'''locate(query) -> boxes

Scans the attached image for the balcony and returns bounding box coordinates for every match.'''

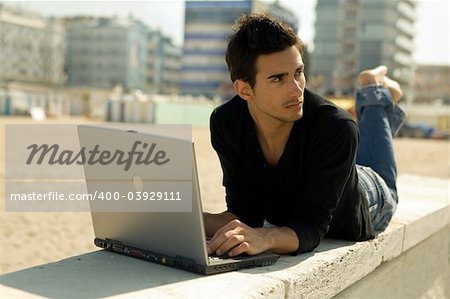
[397,1,416,23]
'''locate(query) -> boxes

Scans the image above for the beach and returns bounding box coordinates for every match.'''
[1,116,448,274]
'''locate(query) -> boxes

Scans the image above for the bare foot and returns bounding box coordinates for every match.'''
[357,65,403,102]
[358,65,387,86]
[383,76,403,102]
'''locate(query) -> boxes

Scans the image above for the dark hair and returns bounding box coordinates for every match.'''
[225,13,304,88]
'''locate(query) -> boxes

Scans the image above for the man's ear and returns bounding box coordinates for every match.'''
[233,80,254,101]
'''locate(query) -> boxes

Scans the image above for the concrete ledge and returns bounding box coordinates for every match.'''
[1,175,449,299]
[1,252,286,299]
[335,225,449,299]
[394,176,449,252]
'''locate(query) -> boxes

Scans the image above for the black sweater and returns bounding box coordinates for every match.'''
[210,89,375,254]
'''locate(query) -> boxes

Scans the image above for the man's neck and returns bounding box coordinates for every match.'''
[249,108,294,167]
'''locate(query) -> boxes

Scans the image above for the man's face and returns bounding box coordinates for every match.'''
[247,46,306,124]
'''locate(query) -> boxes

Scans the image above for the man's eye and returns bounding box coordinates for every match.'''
[295,70,304,76]
[272,77,282,82]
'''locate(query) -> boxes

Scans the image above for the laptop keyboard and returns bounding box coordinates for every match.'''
[208,253,229,260]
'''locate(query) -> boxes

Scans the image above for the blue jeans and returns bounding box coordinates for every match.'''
[355,86,406,231]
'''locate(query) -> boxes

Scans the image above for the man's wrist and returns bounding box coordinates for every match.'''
[256,226,298,254]
[256,227,275,252]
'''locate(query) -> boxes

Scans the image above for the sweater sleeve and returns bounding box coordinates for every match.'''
[285,118,359,254]
[209,109,265,227]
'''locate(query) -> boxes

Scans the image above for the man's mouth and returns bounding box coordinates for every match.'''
[285,101,303,109]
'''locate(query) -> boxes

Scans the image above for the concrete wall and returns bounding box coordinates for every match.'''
[0,175,448,298]
[336,225,449,299]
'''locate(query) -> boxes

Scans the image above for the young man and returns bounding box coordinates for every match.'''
[204,14,405,256]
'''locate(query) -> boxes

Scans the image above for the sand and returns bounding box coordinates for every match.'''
[0,116,448,274]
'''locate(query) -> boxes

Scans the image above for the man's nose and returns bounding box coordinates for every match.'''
[289,78,304,97]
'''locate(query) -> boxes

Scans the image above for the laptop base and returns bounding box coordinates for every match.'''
[95,238,279,275]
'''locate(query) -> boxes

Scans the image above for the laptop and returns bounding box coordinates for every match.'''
[78,125,279,275]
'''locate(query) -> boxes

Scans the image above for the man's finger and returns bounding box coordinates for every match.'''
[208,219,242,249]
[216,233,245,256]
[228,241,250,257]
[208,220,245,254]
[207,231,228,254]
[213,219,242,239]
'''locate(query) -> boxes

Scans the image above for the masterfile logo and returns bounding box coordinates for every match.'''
[26,141,171,171]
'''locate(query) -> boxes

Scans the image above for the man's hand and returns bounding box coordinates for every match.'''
[208,219,299,256]
[207,219,271,257]
[203,211,238,238]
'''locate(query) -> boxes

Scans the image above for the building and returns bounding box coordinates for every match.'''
[267,0,298,33]
[0,4,65,87]
[65,16,148,91]
[0,4,69,117]
[413,64,450,105]
[181,0,299,99]
[147,31,182,94]
[310,0,416,101]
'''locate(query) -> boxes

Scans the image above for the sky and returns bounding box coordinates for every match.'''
[3,0,449,65]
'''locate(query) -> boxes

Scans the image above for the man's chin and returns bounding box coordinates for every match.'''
[292,110,303,121]
[281,113,303,123]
